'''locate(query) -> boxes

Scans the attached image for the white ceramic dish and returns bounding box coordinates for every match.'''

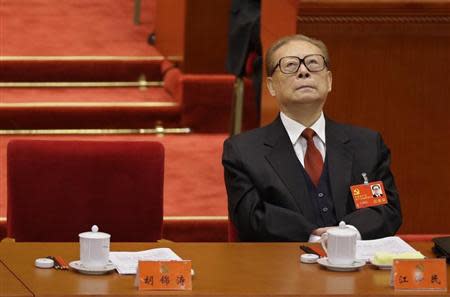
[69,260,115,275]
[317,257,366,272]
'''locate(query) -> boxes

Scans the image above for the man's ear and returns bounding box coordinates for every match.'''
[327,71,332,92]
[266,77,276,96]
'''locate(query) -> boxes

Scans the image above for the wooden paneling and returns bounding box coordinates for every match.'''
[155,0,185,61]
[260,0,299,123]
[261,0,450,234]
[155,0,230,73]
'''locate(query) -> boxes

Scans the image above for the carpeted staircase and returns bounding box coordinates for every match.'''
[0,0,175,129]
[0,0,255,241]
[0,0,257,130]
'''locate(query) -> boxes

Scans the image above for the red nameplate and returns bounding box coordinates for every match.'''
[137,260,192,290]
[393,259,447,291]
[351,181,388,209]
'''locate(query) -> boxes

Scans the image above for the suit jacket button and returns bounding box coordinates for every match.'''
[322,207,328,212]
[318,192,324,198]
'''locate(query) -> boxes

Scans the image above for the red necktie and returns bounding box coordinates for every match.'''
[302,128,323,186]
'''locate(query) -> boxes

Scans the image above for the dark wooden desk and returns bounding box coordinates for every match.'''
[0,260,32,297]
[0,242,448,296]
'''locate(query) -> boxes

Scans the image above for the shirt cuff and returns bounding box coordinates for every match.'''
[308,234,322,242]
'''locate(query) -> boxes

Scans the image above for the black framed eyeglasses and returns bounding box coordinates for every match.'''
[269,55,328,76]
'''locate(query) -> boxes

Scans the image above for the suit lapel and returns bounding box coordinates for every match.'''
[263,117,316,222]
[325,119,353,220]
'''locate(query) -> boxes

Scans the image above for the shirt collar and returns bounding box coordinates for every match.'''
[280,112,326,145]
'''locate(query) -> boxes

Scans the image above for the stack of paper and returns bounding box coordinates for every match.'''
[109,248,182,274]
[356,236,417,261]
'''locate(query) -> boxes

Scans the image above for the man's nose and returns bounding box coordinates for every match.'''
[297,63,310,78]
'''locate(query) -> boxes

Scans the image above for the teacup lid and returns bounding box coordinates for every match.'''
[327,221,356,236]
[79,225,111,239]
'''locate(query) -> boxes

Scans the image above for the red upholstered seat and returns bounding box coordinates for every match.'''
[228,219,239,242]
[7,140,164,242]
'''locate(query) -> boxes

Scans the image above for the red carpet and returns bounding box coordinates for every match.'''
[0,134,229,219]
[0,59,163,82]
[0,87,173,103]
[0,0,258,131]
[0,0,158,56]
[0,0,234,241]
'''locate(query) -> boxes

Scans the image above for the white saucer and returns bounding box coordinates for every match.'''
[69,260,116,275]
[317,258,366,272]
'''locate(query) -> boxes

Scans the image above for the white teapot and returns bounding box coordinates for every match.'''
[321,221,357,265]
[79,225,110,268]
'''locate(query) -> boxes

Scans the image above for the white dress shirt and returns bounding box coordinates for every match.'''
[279,112,361,242]
[280,111,326,166]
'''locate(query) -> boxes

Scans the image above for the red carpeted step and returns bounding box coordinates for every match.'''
[0,58,164,82]
[0,87,176,103]
[1,0,164,83]
[0,0,157,56]
[0,87,181,129]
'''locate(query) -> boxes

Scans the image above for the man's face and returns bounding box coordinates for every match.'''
[372,186,382,195]
[266,40,332,111]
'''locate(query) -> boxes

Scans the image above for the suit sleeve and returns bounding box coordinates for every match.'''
[342,133,402,239]
[222,139,317,242]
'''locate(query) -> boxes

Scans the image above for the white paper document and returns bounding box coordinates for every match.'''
[356,236,417,261]
[109,248,182,274]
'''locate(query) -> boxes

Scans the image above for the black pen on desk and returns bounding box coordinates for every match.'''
[300,245,320,256]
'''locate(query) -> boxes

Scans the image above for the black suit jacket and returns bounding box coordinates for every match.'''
[222,116,402,241]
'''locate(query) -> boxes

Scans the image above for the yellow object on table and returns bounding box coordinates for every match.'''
[372,251,425,265]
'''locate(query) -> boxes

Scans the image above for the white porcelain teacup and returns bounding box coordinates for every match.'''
[321,221,357,266]
[79,225,111,268]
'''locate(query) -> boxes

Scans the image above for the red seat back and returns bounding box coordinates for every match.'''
[228,219,239,242]
[7,140,164,242]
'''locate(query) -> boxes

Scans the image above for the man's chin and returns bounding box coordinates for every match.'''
[292,96,324,104]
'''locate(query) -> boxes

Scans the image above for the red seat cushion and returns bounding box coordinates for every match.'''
[7,140,164,242]
[228,220,239,242]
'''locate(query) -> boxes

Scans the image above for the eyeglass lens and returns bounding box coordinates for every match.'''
[280,55,325,73]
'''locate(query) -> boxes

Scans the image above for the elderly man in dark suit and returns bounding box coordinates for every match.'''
[222,34,402,242]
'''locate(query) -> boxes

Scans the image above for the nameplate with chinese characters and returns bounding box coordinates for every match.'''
[350,181,388,209]
[393,258,447,291]
[137,260,192,290]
